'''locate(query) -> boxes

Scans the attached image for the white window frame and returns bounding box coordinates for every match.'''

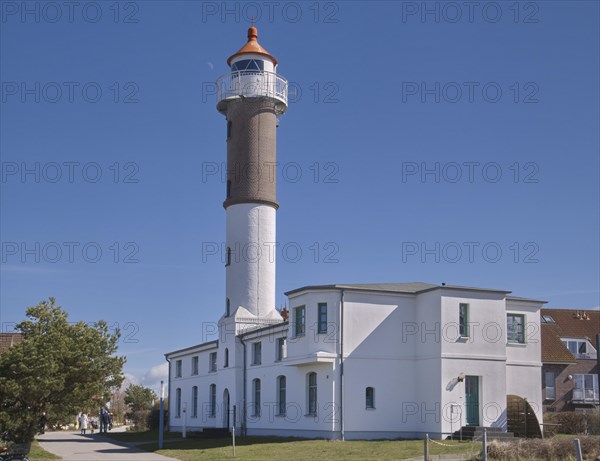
[252,342,262,366]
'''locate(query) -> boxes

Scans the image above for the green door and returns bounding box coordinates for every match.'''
[465,376,480,426]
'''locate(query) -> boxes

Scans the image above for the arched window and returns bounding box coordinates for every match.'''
[209,384,216,417]
[277,376,286,416]
[307,372,317,416]
[175,388,181,418]
[366,387,375,409]
[224,348,229,368]
[253,378,261,417]
[191,386,198,417]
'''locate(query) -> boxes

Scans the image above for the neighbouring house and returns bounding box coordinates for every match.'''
[541,308,599,413]
[0,333,23,354]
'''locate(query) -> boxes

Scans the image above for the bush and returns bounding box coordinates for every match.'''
[128,410,151,432]
[544,412,600,435]
[487,436,600,460]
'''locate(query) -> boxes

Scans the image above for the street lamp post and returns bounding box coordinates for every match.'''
[159,380,165,449]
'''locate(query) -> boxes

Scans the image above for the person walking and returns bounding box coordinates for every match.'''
[79,413,89,435]
[39,412,47,434]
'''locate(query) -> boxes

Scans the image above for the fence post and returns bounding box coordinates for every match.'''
[482,428,487,461]
[424,433,429,461]
[573,438,583,461]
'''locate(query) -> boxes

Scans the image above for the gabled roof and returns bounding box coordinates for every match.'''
[0,333,23,354]
[541,308,600,363]
[285,282,513,297]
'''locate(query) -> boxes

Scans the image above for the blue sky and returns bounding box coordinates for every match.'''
[1,1,598,388]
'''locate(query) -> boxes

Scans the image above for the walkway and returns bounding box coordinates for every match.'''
[37,429,179,461]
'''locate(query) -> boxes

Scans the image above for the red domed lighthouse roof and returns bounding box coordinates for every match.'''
[227,25,278,66]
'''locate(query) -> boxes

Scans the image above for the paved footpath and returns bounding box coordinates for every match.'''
[37,429,180,461]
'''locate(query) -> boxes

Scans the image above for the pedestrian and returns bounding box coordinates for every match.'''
[79,413,89,435]
[39,412,47,434]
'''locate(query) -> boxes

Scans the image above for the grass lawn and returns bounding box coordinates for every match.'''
[28,440,61,461]
[122,435,479,461]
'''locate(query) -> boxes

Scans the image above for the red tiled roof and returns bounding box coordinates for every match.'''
[0,333,23,354]
[541,308,600,363]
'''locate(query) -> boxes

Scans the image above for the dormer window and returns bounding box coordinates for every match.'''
[561,338,597,359]
[232,59,264,72]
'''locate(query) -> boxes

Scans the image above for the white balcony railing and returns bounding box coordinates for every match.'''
[216,70,288,109]
[572,388,600,403]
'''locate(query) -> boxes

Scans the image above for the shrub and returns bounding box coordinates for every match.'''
[544,412,600,435]
[487,436,600,461]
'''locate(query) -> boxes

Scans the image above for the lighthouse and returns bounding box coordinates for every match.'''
[216,26,288,328]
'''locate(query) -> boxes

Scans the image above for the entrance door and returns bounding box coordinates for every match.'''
[223,389,230,429]
[465,376,480,426]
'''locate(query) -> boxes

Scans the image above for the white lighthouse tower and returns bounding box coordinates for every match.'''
[216,26,288,332]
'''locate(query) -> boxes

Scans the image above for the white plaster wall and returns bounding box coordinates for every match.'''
[441,358,508,435]
[286,291,340,359]
[226,203,277,319]
[440,291,507,359]
[168,347,220,431]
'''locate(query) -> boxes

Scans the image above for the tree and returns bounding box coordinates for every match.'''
[0,298,125,443]
[124,384,157,431]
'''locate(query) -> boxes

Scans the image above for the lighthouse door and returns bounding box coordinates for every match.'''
[465,376,480,426]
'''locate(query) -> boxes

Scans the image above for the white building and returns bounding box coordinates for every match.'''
[165,27,544,440]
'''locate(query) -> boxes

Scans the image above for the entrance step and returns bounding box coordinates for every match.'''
[449,426,514,441]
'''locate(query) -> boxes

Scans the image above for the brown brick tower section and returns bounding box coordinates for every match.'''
[223,98,279,209]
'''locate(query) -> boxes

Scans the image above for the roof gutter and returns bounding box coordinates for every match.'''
[239,335,248,436]
[339,288,345,441]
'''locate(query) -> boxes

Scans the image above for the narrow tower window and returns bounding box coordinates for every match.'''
[226,180,231,199]
[277,376,286,416]
[253,379,261,417]
[226,297,230,316]
[226,247,231,266]
[307,372,317,416]
[227,120,232,139]
[224,348,229,368]
[366,387,375,409]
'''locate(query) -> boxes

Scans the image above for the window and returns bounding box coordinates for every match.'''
[227,120,232,139]
[175,388,181,418]
[294,306,306,337]
[252,342,262,365]
[226,247,231,266]
[545,371,555,400]
[562,339,596,359]
[318,303,328,334]
[191,356,199,375]
[209,352,217,372]
[366,387,375,409]
[277,376,286,416]
[541,315,555,323]
[459,303,469,337]
[276,337,287,361]
[191,386,198,417]
[307,372,317,416]
[226,181,231,199]
[573,374,599,403]
[224,348,229,368]
[175,360,182,378]
[209,384,216,417]
[231,59,265,72]
[507,314,525,344]
[226,298,230,317]
[253,379,261,417]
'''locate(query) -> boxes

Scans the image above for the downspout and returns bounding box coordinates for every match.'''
[165,356,171,431]
[339,289,345,441]
[239,335,248,436]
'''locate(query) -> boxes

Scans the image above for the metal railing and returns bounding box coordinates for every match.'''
[216,70,288,106]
